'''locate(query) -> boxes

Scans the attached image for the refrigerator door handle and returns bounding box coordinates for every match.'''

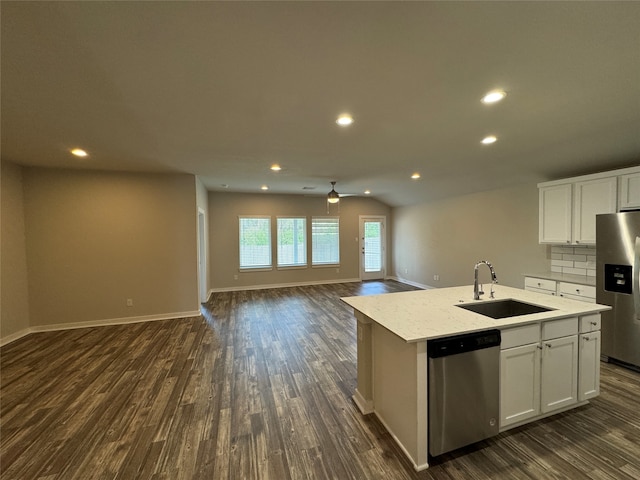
[634,237,640,320]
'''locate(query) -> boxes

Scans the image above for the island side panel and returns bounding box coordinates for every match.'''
[354,311,374,414]
[372,322,428,470]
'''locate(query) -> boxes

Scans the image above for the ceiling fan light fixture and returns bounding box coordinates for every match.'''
[327,181,340,203]
[336,113,353,126]
[70,148,88,157]
[481,90,507,104]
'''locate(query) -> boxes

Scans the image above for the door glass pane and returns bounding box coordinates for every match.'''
[364,221,382,272]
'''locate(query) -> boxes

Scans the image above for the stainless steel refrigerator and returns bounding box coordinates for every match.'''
[596,211,640,370]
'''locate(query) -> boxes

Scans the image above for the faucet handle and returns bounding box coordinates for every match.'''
[478,284,484,297]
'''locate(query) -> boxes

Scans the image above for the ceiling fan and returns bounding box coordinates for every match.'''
[326,181,359,203]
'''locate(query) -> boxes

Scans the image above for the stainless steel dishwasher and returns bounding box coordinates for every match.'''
[428,329,501,456]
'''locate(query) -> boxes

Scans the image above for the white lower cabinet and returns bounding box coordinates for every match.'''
[500,315,599,430]
[540,335,578,413]
[524,277,557,296]
[578,315,601,401]
[500,343,541,427]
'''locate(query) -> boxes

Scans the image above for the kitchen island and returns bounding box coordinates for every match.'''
[341,284,611,471]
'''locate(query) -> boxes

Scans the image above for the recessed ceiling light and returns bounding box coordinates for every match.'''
[364,190,371,195]
[261,185,269,191]
[481,90,507,104]
[411,173,421,179]
[70,148,88,157]
[336,113,354,126]
[481,135,498,145]
[270,164,282,171]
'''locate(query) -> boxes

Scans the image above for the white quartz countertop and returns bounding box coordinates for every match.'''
[341,285,610,343]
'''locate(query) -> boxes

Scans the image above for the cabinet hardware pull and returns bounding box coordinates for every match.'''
[545,343,552,348]
[584,336,590,341]
[590,321,597,326]
[537,345,543,350]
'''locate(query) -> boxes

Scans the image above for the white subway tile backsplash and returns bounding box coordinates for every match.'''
[564,267,587,275]
[552,260,575,268]
[551,246,575,254]
[563,254,587,262]
[547,245,597,276]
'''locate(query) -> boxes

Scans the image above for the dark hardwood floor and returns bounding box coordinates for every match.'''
[1,280,639,479]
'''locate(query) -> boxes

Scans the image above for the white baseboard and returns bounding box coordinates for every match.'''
[387,275,434,290]
[374,409,429,471]
[352,390,374,415]
[208,277,362,294]
[0,310,202,347]
[0,327,32,347]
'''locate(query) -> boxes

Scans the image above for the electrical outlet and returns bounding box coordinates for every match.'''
[234,274,238,280]
[404,268,408,274]
[433,274,440,281]
[126,298,133,307]
[336,268,340,273]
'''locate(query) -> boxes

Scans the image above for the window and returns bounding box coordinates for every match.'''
[277,217,307,267]
[312,217,339,265]
[239,216,271,269]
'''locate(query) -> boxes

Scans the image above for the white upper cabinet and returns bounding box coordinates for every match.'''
[619,172,640,210]
[572,177,617,244]
[539,184,572,244]
[538,166,639,245]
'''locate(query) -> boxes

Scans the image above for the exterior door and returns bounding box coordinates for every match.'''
[359,216,385,280]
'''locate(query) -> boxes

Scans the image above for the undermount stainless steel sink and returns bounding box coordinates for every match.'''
[456,299,554,319]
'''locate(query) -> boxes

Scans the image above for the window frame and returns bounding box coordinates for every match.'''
[311,216,340,267]
[238,215,272,271]
[276,216,308,269]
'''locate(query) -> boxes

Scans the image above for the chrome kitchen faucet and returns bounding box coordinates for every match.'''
[474,261,498,300]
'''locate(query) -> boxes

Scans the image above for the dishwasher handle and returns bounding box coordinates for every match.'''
[428,329,501,358]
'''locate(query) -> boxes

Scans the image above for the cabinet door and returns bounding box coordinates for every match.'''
[578,331,601,401]
[541,335,578,413]
[573,177,617,244]
[619,172,640,210]
[524,277,557,296]
[500,343,541,428]
[539,184,572,244]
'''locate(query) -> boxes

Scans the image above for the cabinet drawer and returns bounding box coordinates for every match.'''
[525,277,557,293]
[501,323,541,349]
[542,317,578,340]
[558,282,596,301]
[580,314,601,333]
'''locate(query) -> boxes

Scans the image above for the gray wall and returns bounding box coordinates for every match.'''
[1,161,31,341]
[22,168,200,328]
[208,192,391,290]
[392,183,548,290]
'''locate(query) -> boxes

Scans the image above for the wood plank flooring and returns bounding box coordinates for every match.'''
[1,280,639,479]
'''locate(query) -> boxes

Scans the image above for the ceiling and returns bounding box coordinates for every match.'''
[2,1,639,207]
